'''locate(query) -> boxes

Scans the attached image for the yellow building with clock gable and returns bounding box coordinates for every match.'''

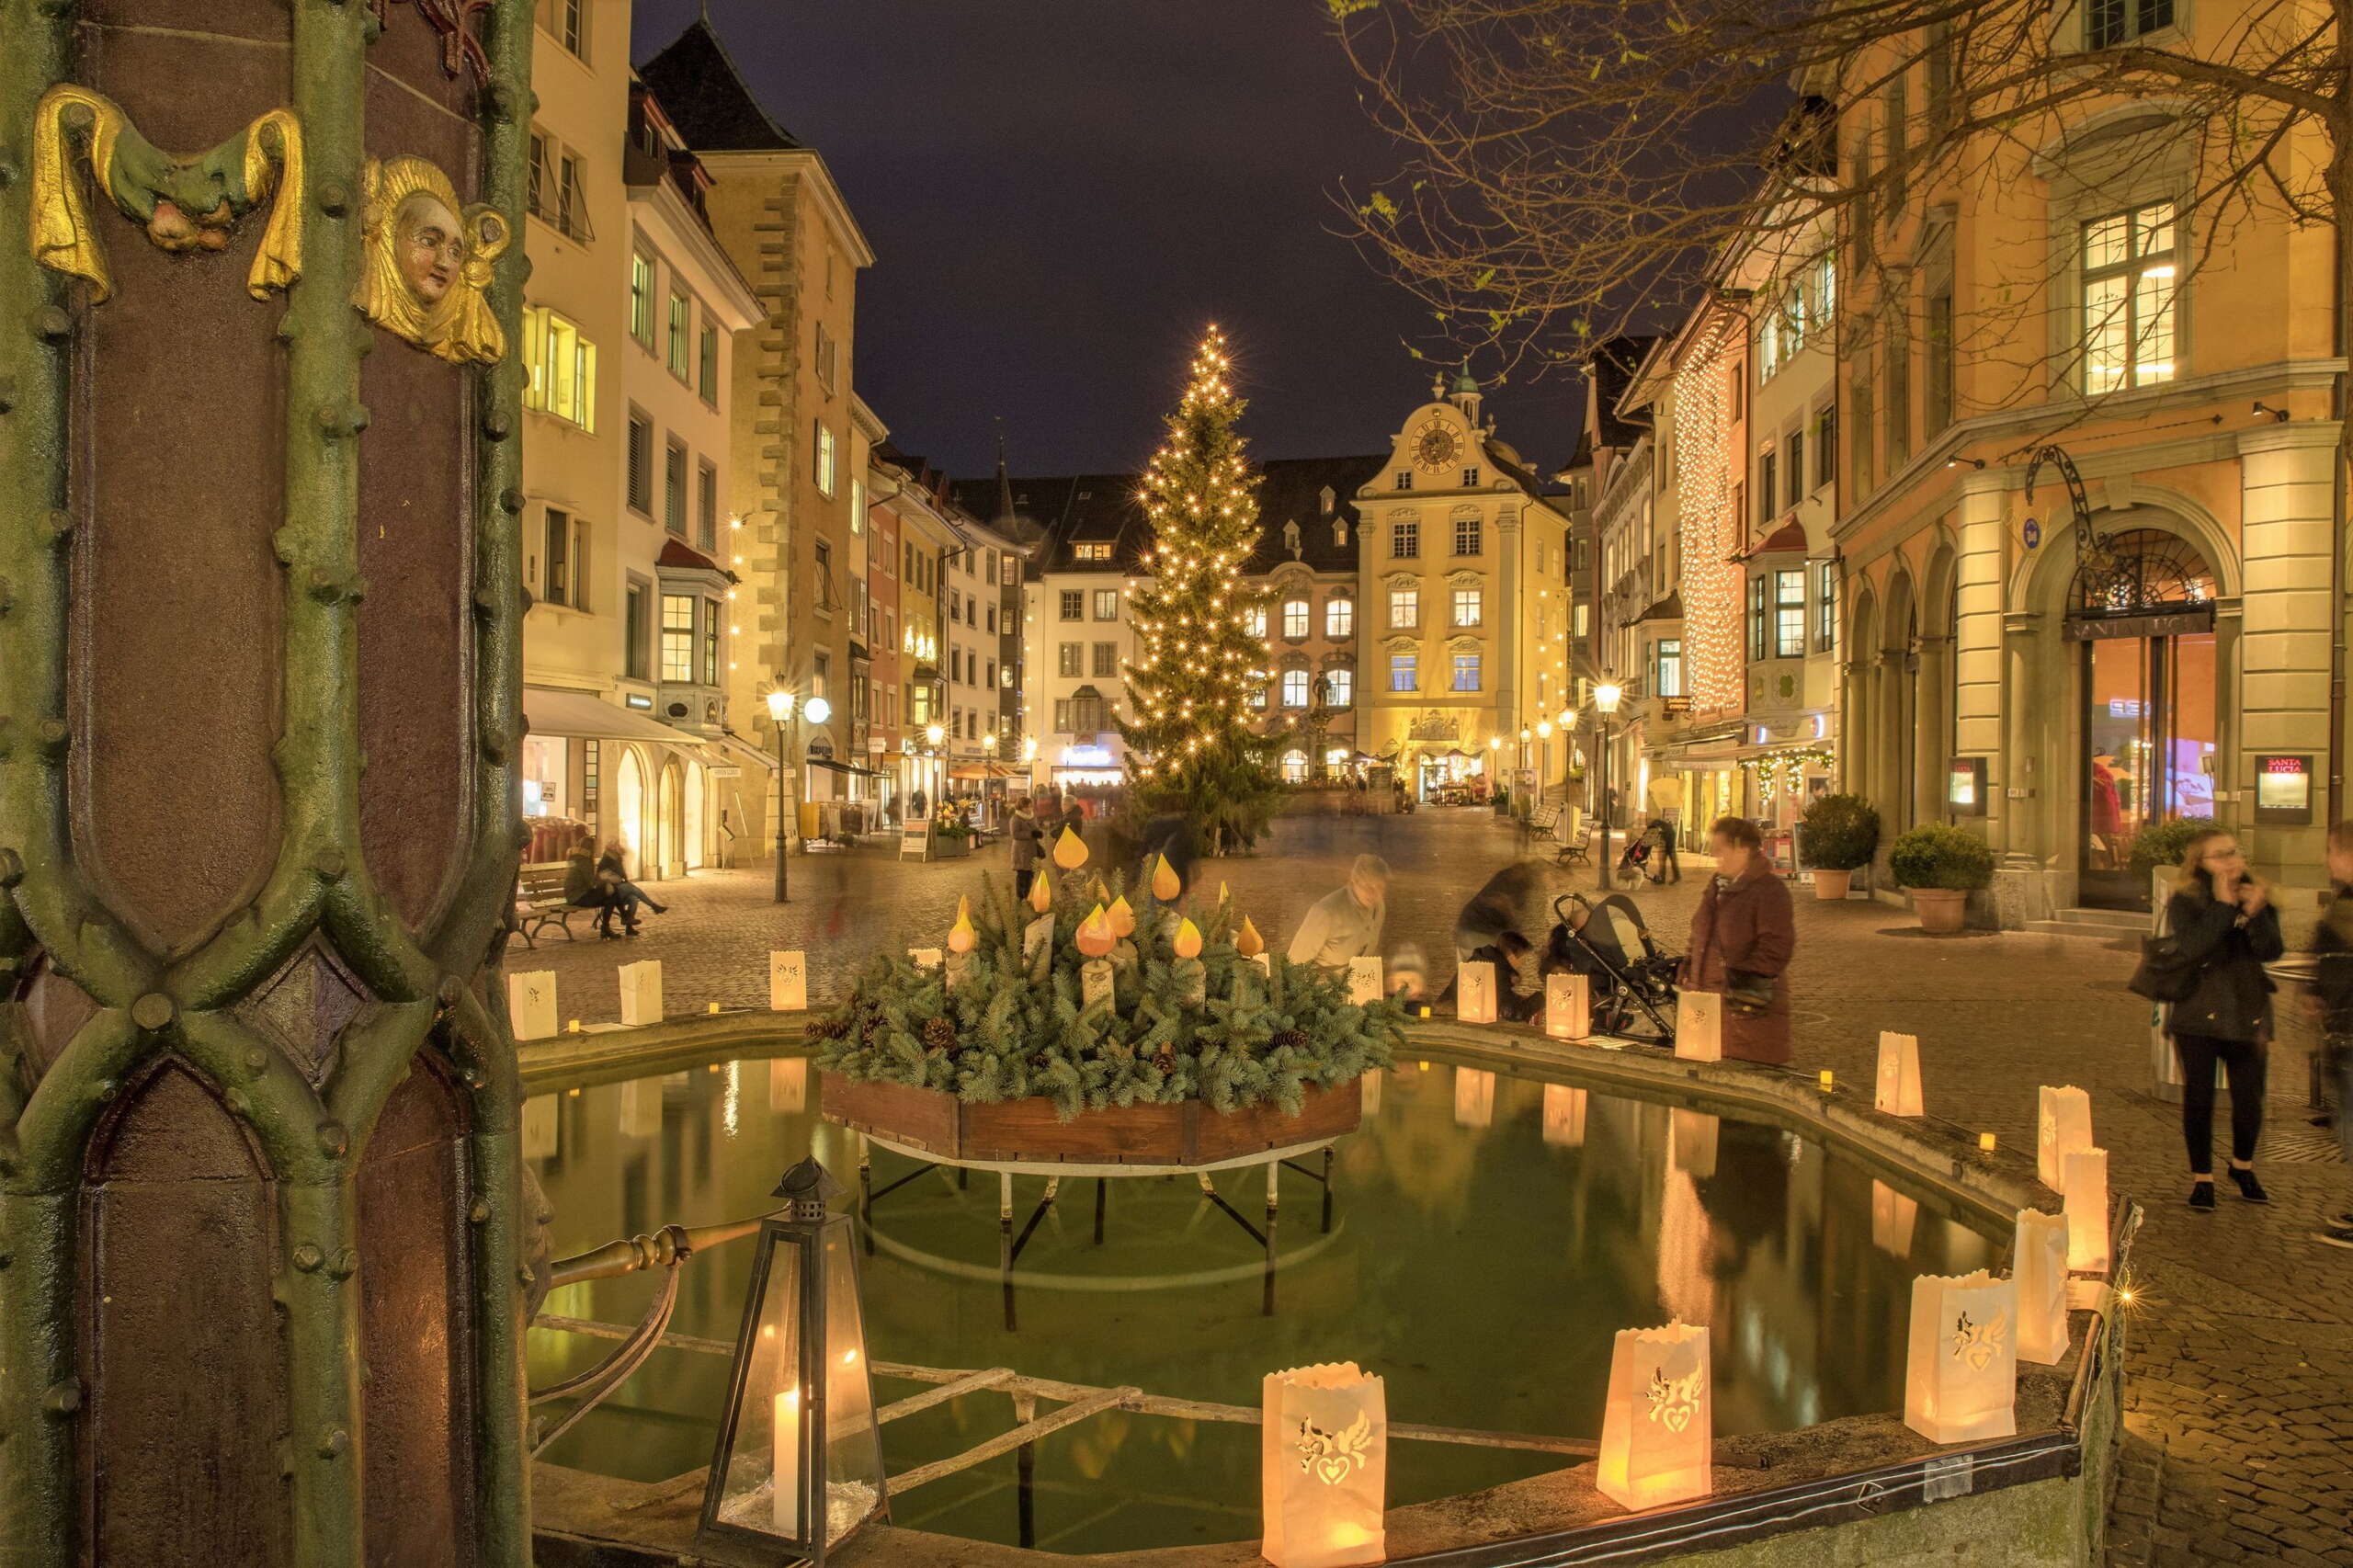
[1357,373,1578,799]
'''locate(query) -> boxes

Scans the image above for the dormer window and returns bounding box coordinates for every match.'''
[1283,519,1302,558]
[1073,540,1112,562]
[1319,485,1336,514]
[1334,519,1349,548]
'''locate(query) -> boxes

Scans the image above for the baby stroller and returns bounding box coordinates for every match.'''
[1546,891,1682,1044]
[1613,822,1672,890]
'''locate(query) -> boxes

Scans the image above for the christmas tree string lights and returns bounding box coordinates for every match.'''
[1118,324,1286,851]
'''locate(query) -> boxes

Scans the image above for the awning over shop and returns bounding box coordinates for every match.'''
[524,687,708,748]
[949,763,1017,780]
[808,757,884,778]
[708,732,779,775]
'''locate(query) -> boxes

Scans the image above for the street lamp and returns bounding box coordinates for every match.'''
[1594,678,1623,880]
[767,688,831,903]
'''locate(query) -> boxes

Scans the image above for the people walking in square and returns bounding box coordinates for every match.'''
[1678,816,1795,1063]
[1008,797,1043,901]
[1287,854,1389,970]
[2306,822,2353,1246]
[2163,827,2279,1210]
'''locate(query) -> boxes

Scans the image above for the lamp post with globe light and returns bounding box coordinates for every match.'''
[1593,678,1623,878]
[767,688,832,903]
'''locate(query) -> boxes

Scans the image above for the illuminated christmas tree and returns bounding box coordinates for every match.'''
[1118,325,1286,854]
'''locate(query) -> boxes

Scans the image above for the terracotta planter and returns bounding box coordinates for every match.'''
[821,1071,1364,1165]
[1910,887,1969,934]
[1812,868,1853,901]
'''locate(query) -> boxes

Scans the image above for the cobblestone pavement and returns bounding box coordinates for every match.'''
[510,808,2353,1566]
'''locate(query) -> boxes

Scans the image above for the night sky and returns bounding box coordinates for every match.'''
[630,1,1580,481]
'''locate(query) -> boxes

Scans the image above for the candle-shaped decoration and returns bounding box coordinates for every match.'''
[948,894,977,953]
[1151,853,1182,901]
[1875,1030,1924,1117]
[1904,1270,2018,1444]
[772,1385,801,1534]
[1051,825,1089,869]
[1173,917,1204,959]
[1218,880,1232,907]
[1075,904,1118,958]
[2063,1146,2109,1273]
[1235,915,1266,957]
[1596,1323,1712,1510]
[1028,866,1056,914]
[1107,894,1136,938]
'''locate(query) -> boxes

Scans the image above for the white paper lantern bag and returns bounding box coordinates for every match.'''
[1347,957,1384,1006]
[1457,960,1497,1024]
[1875,1031,1923,1117]
[2038,1085,2095,1192]
[1673,990,1722,1062]
[1596,1322,1711,1510]
[1262,1363,1386,1568]
[506,971,556,1042]
[617,960,663,1028]
[768,949,809,1011]
[1545,971,1591,1040]
[2063,1146,2110,1274]
[1904,1270,2018,1444]
[2013,1209,2070,1365]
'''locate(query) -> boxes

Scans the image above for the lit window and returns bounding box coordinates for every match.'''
[1654,638,1684,698]
[1776,569,1807,657]
[1282,669,1311,708]
[1244,606,1267,639]
[1453,515,1482,555]
[1327,668,1353,707]
[1326,597,1354,639]
[2082,201,2177,391]
[1280,749,1309,783]
[1450,651,1482,691]
[1816,562,1838,653]
[630,254,654,347]
[660,595,695,682]
[667,290,690,379]
[1282,599,1310,638]
[814,422,837,497]
[1389,588,1418,630]
[1452,586,1483,627]
[1093,589,1119,620]
[1390,652,1418,692]
[1073,540,1112,562]
[522,305,597,432]
[1392,518,1419,558]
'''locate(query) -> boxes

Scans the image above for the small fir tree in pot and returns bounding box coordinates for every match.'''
[1798,792,1880,902]
[1118,325,1287,855]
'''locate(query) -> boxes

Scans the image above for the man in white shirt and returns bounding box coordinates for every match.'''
[1288,855,1390,969]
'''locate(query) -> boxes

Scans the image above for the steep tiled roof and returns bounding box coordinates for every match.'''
[1588,335,1657,449]
[1244,454,1386,574]
[638,19,800,153]
[949,473,1149,575]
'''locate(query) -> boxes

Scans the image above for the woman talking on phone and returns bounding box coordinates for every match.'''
[2163,827,2282,1210]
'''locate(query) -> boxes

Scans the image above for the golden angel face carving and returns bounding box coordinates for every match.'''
[355,155,507,365]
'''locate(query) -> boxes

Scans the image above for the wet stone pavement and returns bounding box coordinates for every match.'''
[508,807,2353,1568]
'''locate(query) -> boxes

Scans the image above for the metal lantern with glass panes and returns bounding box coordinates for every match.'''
[696,1158,887,1564]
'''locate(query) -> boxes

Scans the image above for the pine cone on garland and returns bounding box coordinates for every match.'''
[1270,1028,1308,1052]
[808,1014,851,1041]
[921,1016,956,1052]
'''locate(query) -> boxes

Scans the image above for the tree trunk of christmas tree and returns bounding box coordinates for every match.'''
[0,4,534,1563]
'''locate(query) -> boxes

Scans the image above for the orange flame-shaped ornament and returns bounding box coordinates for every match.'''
[948,894,977,954]
[1051,826,1089,869]
[1075,903,1118,958]
[1234,915,1265,957]
[1150,854,1181,901]
[1028,867,1055,914]
[1172,917,1204,960]
[1107,894,1136,937]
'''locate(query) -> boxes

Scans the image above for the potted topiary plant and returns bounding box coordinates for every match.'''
[1887,824,1995,934]
[2128,815,2214,876]
[1798,792,1880,901]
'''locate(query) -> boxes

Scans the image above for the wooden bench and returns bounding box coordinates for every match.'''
[514,861,585,948]
[1525,805,1592,867]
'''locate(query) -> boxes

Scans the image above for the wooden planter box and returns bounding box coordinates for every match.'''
[932,835,972,859]
[820,1071,1364,1165]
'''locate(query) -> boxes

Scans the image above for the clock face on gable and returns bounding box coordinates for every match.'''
[1414,416,1462,474]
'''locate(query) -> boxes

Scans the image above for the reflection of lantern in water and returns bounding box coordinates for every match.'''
[695,1159,885,1564]
[1904,1270,2018,1444]
[769,1057,808,1115]
[1670,1108,1719,1177]
[1596,1323,1711,1510]
[1358,1071,1382,1116]
[1451,1067,1495,1128]
[1541,1083,1587,1147]
[1261,1362,1386,1568]
[522,1094,559,1160]
[1870,1178,1918,1256]
[1051,826,1089,869]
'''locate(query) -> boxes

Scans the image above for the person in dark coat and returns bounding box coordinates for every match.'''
[2165,827,2281,1210]
[562,830,616,936]
[1461,932,1544,1023]
[1006,798,1043,901]
[1137,812,1198,901]
[596,839,667,937]
[2309,821,2353,1247]
[1679,816,1796,1063]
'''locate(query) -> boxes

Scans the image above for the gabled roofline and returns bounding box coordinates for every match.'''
[699,146,877,268]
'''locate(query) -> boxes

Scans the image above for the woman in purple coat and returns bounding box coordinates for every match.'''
[1680,816,1797,1063]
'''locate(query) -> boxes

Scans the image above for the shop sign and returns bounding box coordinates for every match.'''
[2255,754,2313,824]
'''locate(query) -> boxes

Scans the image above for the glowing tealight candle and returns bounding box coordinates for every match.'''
[771,1385,801,1534]
[708,1002,722,1016]
[567,1019,582,1035]
[1819,1070,1836,1092]
[1979,1131,1998,1153]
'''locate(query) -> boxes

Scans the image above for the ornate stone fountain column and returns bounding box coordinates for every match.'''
[0,3,533,1562]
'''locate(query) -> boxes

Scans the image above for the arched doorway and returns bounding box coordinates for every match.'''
[615,748,647,871]
[684,760,707,870]
[656,759,684,879]
[2071,528,2218,908]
